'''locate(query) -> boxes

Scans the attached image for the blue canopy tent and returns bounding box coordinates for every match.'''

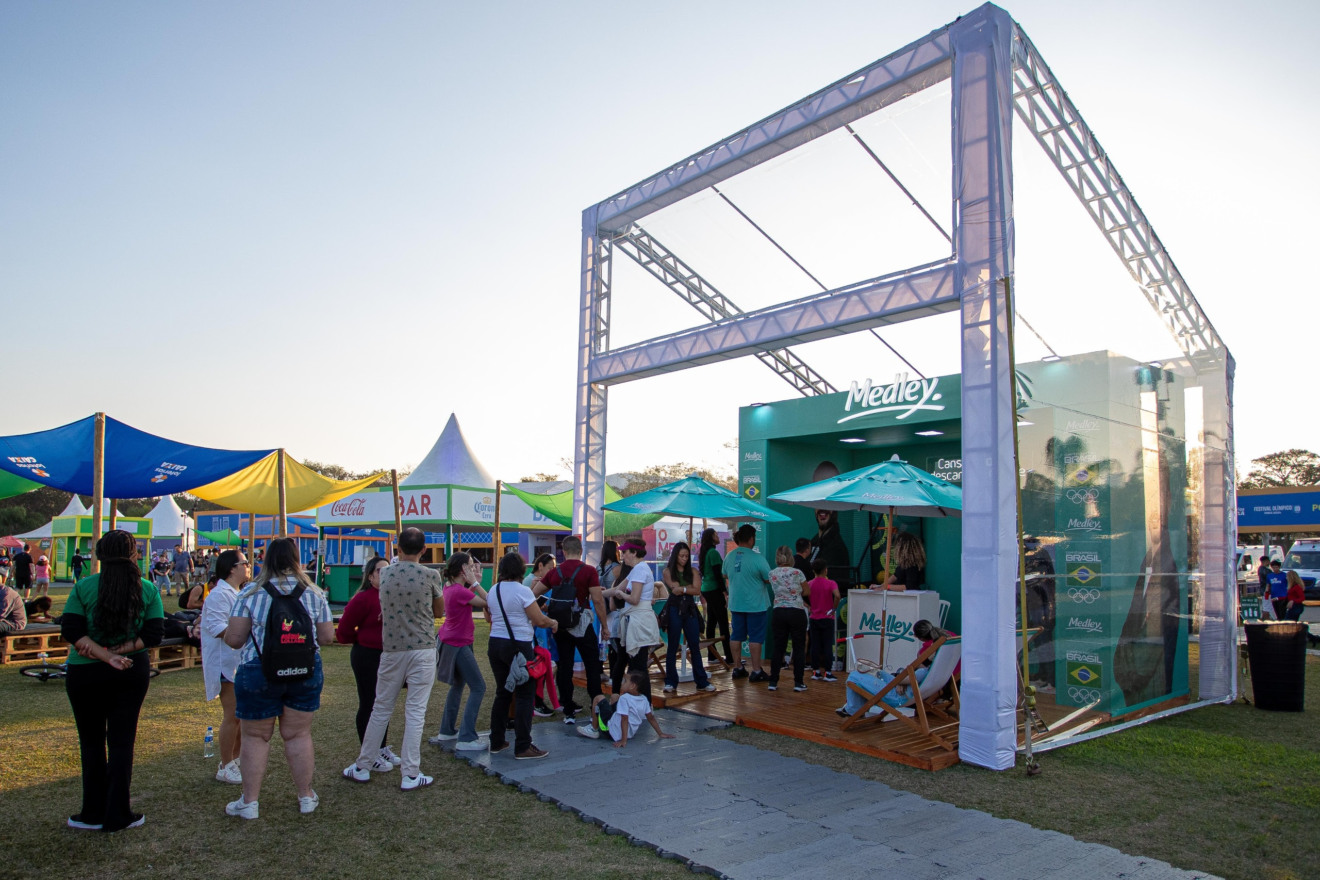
[0,414,272,498]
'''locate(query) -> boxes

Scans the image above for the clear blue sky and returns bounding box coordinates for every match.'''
[2,1,1314,480]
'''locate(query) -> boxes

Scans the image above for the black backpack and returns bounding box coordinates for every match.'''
[252,583,317,681]
[545,564,585,630]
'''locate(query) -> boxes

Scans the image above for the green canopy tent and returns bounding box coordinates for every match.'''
[196,529,247,547]
[504,483,663,536]
[0,471,40,502]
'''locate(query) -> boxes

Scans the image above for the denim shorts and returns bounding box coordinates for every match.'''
[730,610,767,644]
[234,655,324,719]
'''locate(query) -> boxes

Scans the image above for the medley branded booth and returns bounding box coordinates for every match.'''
[746,350,1206,723]
[570,4,1235,768]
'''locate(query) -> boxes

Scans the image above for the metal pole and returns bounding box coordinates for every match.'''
[90,413,105,575]
[391,469,403,558]
[277,448,288,537]
[1005,276,1040,775]
[493,480,503,561]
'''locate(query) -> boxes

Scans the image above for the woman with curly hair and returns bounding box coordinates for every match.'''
[60,530,165,832]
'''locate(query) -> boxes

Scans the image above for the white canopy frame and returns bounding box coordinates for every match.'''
[572,2,1234,769]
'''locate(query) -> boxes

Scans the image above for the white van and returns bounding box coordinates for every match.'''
[1283,539,1320,600]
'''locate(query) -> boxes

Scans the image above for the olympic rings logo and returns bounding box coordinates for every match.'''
[1067,687,1103,704]
[1067,587,1101,604]
[1066,488,1099,504]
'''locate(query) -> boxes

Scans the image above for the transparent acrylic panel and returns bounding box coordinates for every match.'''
[1011,111,1236,727]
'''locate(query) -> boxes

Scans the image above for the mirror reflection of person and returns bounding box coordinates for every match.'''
[871,532,926,592]
[809,510,851,590]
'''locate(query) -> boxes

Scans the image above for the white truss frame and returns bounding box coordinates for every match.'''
[573,3,1233,769]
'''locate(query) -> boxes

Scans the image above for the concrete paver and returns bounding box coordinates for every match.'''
[436,708,1221,880]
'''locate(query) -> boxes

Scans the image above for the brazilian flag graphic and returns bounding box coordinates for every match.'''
[1067,661,1102,690]
[1067,561,1101,586]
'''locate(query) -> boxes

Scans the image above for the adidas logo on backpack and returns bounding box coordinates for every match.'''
[253,583,317,681]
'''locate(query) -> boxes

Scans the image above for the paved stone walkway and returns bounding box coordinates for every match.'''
[439,709,1221,880]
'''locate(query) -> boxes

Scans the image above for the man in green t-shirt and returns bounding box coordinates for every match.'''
[724,524,772,682]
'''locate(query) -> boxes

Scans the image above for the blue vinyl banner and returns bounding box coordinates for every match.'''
[0,415,273,498]
[1237,491,1320,530]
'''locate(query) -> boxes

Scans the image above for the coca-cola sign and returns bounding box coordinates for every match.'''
[331,497,367,518]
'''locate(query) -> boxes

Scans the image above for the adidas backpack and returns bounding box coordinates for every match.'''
[254,583,317,681]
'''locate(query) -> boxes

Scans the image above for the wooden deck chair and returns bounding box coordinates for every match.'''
[840,635,962,752]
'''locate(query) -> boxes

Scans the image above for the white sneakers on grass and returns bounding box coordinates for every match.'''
[428,731,458,744]
[225,796,259,820]
[342,763,371,783]
[400,774,433,791]
[298,791,319,814]
[379,746,402,765]
[215,759,242,784]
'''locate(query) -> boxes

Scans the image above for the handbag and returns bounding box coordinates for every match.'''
[525,653,550,678]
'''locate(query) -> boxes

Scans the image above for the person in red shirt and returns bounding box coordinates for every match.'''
[1284,570,1307,621]
[336,557,397,769]
[530,536,608,723]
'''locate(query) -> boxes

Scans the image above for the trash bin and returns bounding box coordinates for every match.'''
[1244,622,1307,711]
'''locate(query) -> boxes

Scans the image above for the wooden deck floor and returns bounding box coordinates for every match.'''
[576,663,1108,772]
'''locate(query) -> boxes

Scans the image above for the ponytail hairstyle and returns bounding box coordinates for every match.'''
[697,528,719,574]
[255,537,314,591]
[443,552,472,584]
[93,529,145,645]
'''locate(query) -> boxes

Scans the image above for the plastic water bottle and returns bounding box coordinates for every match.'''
[203,726,215,759]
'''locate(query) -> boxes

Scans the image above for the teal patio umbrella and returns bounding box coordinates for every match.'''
[604,474,791,523]
[769,454,961,665]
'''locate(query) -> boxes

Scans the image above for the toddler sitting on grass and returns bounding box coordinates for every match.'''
[577,671,674,748]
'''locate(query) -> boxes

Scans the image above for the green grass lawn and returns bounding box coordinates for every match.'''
[0,588,689,880]
[3,588,1316,880]
[713,644,1320,880]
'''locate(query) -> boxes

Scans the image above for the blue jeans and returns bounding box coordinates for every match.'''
[665,600,710,688]
[439,643,486,742]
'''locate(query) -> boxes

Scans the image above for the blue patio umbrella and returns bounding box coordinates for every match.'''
[603,474,791,523]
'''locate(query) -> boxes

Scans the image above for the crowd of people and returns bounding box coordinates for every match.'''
[37,511,912,830]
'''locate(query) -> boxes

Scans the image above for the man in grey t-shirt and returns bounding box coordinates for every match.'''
[344,527,443,790]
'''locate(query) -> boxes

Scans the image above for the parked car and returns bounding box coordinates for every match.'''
[1283,539,1320,600]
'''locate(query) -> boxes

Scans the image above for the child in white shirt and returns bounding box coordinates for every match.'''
[577,671,674,748]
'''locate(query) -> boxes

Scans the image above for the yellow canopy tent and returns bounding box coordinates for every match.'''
[191,451,384,515]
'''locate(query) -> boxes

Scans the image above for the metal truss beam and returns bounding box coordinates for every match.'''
[1010,31,1224,360]
[588,261,956,386]
[594,31,953,234]
[613,226,837,396]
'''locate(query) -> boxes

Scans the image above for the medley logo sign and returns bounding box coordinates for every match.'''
[838,373,944,423]
[857,612,916,644]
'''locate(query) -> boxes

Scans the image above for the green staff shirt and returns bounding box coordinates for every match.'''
[725,546,772,613]
[63,575,165,665]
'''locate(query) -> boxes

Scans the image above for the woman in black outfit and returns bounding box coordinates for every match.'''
[874,531,926,592]
[61,530,165,832]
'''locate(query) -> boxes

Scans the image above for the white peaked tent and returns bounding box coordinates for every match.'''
[401,414,496,488]
[146,495,193,543]
[15,521,52,540]
[57,496,90,517]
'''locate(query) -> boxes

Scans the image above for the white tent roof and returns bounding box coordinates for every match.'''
[15,521,52,540]
[401,414,496,489]
[146,495,193,540]
[57,495,89,517]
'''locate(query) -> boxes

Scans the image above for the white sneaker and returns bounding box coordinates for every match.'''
[215,760,243,784]
[400,774,433,791]
[342,763,371,783]
[662,684,676,693]
[455,739,488,752]
[225,796,259,819]
[370,757,395,773]
[576,723,600,739]
[379,746,402,766]
[699,684,717,693]
[428,731,458,744]
[298,791,319,814]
